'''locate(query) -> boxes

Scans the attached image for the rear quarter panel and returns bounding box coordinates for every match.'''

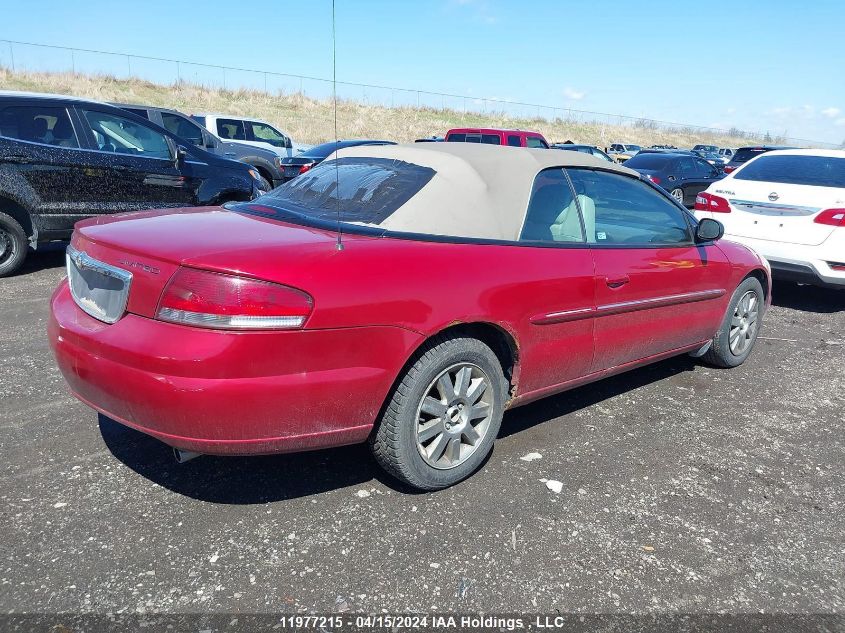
[195,234,597,397]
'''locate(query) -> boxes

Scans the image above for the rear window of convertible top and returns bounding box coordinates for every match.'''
[234,157,436,226]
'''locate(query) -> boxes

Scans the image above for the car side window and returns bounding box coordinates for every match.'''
[480,134,501,145]
[161,112,205,147]
[0,105,80,148]
[217,118,246,140]
[507,135,521,147]
[519,168,584,244]
[247,121,288,148]
[695,158,716,177]
[525,136,548,149]
[677,158,696,176]
[565,168,693,246]
[81,110,172,160]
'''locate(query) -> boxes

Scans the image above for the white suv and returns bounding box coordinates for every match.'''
[191,114,307,158]
[694,149,845,289]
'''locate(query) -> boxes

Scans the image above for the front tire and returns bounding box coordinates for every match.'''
[0,212,28,278]
[370,334,507,490]
[703,276,765,368]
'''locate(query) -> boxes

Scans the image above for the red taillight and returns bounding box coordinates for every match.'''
[156,268,313,330]
[694,192,731,213]
[645,174,662,185]
[298,163,314,174]
[723,165,736,173]
[814,208,845,227]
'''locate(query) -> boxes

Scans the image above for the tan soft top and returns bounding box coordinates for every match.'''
[327,142,637,241]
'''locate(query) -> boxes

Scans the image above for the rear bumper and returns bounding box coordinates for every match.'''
[49,281,423,455]
[721,233,845,289]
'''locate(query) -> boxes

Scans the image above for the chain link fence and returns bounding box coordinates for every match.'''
[0,39,837,148]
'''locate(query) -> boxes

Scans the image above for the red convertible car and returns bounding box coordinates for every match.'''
[49,143,770,490]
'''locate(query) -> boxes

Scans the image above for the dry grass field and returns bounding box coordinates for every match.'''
[1,67,775,148]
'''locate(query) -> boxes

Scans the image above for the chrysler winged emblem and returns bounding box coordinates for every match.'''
[768,192,779,202]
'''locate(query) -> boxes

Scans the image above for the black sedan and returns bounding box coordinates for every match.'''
[623,151,724,207]
[279,139,395,181]
[549,143,614,162]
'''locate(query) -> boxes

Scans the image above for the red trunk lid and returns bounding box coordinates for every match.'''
[73,207,351,318]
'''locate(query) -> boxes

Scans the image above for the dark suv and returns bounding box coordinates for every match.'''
[0,92,261,276]
[723,145,796,174]
[114,103,284,190]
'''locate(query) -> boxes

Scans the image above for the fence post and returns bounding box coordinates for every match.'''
[9,42,14,72]
[176,61,180,83]
[222,68,226,90]
[71,50,75,74]
[263,72,267,93]
[126,55,131,77]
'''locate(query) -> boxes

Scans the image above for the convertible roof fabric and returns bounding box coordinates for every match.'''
[325,142,637,241]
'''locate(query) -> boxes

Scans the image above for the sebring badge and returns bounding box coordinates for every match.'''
[119,260,161,275]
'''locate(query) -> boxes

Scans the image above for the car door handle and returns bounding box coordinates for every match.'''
[6,155,32,164]
[224,152,237,156]
[605,275,630,289]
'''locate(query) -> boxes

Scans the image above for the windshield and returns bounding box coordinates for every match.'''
[235,157,435,225]
[734,154,845,188]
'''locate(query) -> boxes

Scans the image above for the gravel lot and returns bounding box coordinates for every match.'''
[1,246,844,616]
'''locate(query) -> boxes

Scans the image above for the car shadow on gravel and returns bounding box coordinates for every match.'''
[97,414,416,503]
[770,280,845,313]
[19,243,67,274]
[100,356,700,503]
[499,354,700,439]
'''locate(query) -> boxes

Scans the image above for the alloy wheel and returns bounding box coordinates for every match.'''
[729,290,759,355]
[415,362,493,470]
[671,188,684,204]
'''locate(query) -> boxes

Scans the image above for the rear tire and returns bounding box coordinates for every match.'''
[703,277,765,368]
[670,187,685,205]
[0,212,28,278]
[370,334,507,491]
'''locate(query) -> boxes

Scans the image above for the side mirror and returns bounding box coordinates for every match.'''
[285,136,292,149]
[174,145,188,167]
[696,218,724,243]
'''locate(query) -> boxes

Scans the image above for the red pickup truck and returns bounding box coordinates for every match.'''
[445,127,549,148]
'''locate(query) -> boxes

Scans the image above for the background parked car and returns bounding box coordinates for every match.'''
[608,143,641,163]
[415,136,445,143]
[278,139,396,182]
[445,127,549,148]
[191,113,308,158]
[717,148,734,164]
[692,149,724,166]
[0,92,261,276]
[723,145,796,173]
[550,143,614,162]
[692,144,719,153]
[115,103,284,190]
[624,150,724,206]
[694,149,845,289]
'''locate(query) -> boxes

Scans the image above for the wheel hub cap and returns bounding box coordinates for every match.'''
[728,290,759,355]
[415,362,494,470]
